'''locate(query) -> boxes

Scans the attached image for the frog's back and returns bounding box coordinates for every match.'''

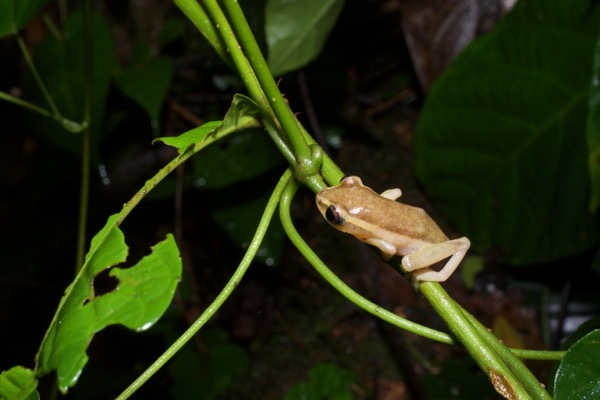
[350,187,449,243]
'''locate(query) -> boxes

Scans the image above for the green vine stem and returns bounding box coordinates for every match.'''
[116,169,294,400]
[179,0,322,187]
[420,282,549,399]
[221,0,312,163]
[90,119,253,259]
[458,305,553,398]
[0,91,52,117]
[198,0,323,187]
[510,349,564,361]
[173,0,229,62]
[75,0,93,272]
[16,34,60,117]
[0,91,85,133]
[202,0,268,109]
[12,34,85,133]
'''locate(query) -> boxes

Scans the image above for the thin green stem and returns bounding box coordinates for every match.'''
[75,133,90,271]
[0,90,84,132]
[3,39,85,132]
[510,349,565,361]
[279,180,455,344]
[116,169,294,400]
[75,0,93,273]
[42,14,63,41]
[0,91,51,117]
[16,34,60,117]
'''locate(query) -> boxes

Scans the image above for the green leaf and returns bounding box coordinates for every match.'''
[283,363,356,400]
[115,52,173,135]
[156,121,221,154]
[265,0,345,76]
[21,11,115,162]
[0,366,38,400]
[217,93,264,134]
[158,93,276,187]
[415,0,600,265]
[0,0,51,38]
[156,94,263,156]
[553,329,600,399]
[35,214,182,393]
[587,34,600,212]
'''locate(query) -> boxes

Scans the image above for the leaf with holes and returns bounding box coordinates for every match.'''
[35,214,181,393]
[156,94,263,156]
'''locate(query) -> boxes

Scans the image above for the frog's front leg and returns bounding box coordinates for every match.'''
[364,237,397,261]
[402,237,470,283]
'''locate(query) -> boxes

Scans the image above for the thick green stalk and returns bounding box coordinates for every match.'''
[222,0,313,163]
[202,0,269,109]
[175,0,326,188]
[196,1,323,189]
[460,306,552,399]
[173,0,229,63]
[420,282,536,399]
[116,169,294,399]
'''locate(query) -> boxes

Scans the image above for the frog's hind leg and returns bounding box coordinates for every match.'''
[401,237,470,283]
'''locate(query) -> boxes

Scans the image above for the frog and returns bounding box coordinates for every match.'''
[315,175,470,284]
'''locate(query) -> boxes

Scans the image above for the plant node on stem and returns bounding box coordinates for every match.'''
[294,144,326,192]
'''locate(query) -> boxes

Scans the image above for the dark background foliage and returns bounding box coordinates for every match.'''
[1,0,599,398]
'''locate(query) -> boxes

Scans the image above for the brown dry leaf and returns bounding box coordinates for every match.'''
[399,0,516,90]
[493,314,525,349]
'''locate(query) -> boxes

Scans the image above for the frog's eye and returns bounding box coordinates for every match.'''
[325,205,344,225]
